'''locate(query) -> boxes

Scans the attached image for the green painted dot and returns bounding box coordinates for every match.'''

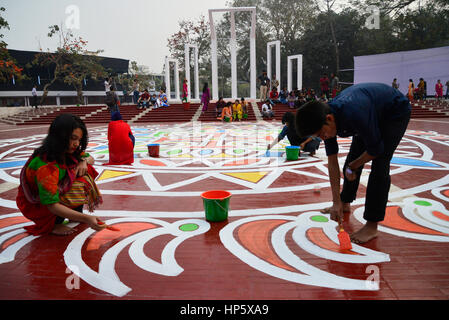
[179,223,199,232]
[310,215,329,223]
[234,149,244,154]
[167,149,182,155]
[414,200,432,207]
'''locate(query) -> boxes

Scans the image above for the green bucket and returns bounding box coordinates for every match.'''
[201,190,231,222]
[224,116,231,122]
[286,145,300,160]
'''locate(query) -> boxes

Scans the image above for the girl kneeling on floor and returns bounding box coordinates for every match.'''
[16,114,106,236]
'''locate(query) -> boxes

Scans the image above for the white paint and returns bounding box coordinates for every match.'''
[64,218,210,297]
[220,213,389,291]
[353,198,449,242]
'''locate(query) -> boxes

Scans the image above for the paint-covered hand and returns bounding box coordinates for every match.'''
[85,216,107,231]
[75,158,88,177]
[329,201,344,223]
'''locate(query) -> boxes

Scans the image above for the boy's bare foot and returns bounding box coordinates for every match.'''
[320,203,351,214]
[350,221,378,244]
[51,224,76,236]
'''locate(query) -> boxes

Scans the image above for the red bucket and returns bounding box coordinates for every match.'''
[147,144,160,157]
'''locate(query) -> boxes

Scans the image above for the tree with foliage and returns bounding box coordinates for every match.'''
[0,7,25,83]
[33,25,106,105]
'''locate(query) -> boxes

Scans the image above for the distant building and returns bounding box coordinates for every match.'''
[0,49,129,107]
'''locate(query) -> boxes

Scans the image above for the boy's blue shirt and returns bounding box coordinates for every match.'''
[324,83,411,157]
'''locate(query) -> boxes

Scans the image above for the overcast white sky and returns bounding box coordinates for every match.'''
[2,0,229,74]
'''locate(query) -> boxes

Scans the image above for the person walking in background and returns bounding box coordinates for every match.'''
[132,79,140,105]
[105,86,120,114]
[201,83,210,114]
[408,79,414,101]
[320,73,330,99]
[182,79,189,103]
[330,73,339,99]
[31,85,39,109]
[258,70,270,101]
[418,78,425,100]
[104,77,112,93]
[392,78,399,90]
[435,80,444,101]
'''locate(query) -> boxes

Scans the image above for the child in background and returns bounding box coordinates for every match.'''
[279,88,288,104]
[288,91,296,109]
[232,99,243,121]
[159,90,170,107]
[218,102,233,122]
[241,97,249,120]
[16,114,105,236]
[216,97,226,118]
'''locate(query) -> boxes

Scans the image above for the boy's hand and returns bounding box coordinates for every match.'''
[344,167,357,182]
[330,201,344,223]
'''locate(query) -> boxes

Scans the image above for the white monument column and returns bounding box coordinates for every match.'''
[267,40,281,92]
[287,54,303,92]
[184,44,200,100]
[165,57,180,101]
[209,7,257,101]
[250,9,257,100]
[209,10,219,100]
[230,11,238,99]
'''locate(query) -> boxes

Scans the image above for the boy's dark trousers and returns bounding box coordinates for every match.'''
[339,110,411,223]
[32,96,38,108]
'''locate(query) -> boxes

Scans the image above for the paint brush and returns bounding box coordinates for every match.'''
[337,221,352,251]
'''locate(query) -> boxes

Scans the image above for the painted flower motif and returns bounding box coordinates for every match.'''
[36,164,60,195]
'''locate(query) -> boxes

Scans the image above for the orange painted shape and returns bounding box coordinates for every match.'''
[86,222,158,251]
[0,216,30,229]
[1,232,29,250]
[140,159,166,167]
[154,137,169,144]
[432,211,449,222]
[224,159,259,166]
[381,206,447,236]
[306,228,359,255]
[237,220,297,272]
[443,189,449,198]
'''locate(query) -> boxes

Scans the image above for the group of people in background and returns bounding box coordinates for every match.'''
[131,79,170,110]
[216,97,249,122]
[393,78,449,101]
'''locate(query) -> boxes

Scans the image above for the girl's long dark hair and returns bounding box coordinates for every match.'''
[203,83,208,93]
[32,113,88,165]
